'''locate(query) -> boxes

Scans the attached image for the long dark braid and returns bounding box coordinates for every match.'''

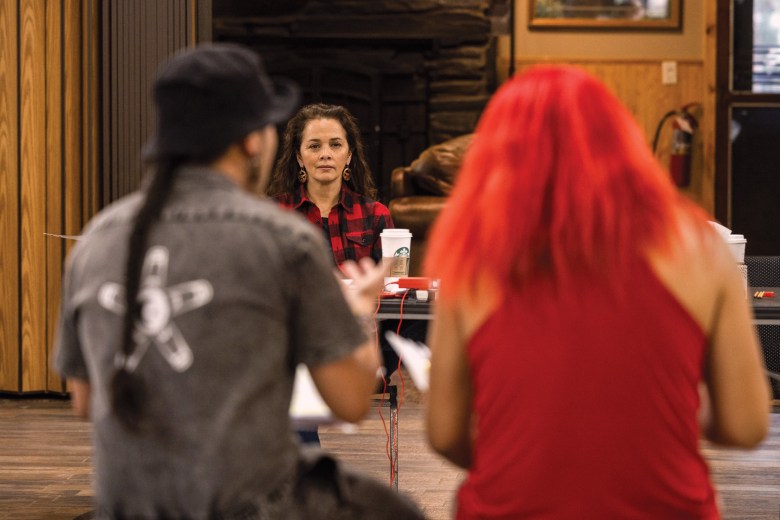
[111,156,184,431]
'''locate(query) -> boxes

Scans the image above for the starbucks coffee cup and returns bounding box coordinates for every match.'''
[726,234,746,263]
[381,229,412,277]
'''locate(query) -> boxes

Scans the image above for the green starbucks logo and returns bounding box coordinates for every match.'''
[394,247,410,257]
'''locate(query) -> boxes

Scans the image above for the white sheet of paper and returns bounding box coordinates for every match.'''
[289,364,333,427]
[384,331,430,392]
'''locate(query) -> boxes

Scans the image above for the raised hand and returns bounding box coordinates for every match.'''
[336,257,390,316]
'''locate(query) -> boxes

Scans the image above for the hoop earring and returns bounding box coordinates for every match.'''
[342,166,352,182]
[297,168,307,183]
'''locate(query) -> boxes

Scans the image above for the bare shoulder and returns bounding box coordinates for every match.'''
[645,212,740,335]
[449,278,502,342]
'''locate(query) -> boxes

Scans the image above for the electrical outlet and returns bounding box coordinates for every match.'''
[662,61,677,85]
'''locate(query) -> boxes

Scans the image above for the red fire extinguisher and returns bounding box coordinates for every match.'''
[652,103,699,188]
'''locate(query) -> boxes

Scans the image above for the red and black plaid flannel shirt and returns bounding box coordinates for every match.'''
[275,184,394,266]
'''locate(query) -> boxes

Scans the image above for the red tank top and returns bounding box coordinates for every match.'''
[456,261,718,519]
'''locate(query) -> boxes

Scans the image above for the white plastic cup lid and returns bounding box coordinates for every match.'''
[380,228,412,237]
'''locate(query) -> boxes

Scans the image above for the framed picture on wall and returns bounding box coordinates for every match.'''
[529,0,681,30]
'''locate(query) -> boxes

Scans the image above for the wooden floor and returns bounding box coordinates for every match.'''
[1,392,778,520]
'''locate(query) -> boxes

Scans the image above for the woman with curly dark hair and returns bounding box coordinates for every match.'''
[268,103,392,265]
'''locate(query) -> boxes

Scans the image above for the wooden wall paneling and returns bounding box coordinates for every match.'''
[42,0,98,393]
[135,0,142,193]
[80,1,97,223]
[64,0,83,250]
[114,0,123,201]
[45,0,64,392]
[115,0,124,200]
[85,0,100,221]
[125,0,136,199]
[702,0,718,216]
[19,0,47,392]
[2,0,247,394]
[103,0,115,204]
[517,59,708,211]
[102,0,198,205]
[126,0,136,200]
[0,0,20,392]
[171,0,178,56]
[140,0,149,165]
[196,0,212,42]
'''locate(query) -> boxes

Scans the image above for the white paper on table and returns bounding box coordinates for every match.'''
[384,331,431,392]
[289,364,333,427]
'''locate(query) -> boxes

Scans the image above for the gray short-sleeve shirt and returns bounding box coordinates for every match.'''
[54,166,366,517]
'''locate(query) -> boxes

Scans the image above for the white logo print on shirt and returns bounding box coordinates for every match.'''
[98,246,213,373]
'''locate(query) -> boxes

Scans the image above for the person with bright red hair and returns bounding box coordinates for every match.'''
[424,66,770,519]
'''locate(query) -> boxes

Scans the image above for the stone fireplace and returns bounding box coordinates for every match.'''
[212,0,510,201]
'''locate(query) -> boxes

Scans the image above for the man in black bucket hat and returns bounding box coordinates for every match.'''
[54,43,423,519]
[142,43,298,161]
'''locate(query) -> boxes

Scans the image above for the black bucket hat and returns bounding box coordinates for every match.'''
[143,43,299,160]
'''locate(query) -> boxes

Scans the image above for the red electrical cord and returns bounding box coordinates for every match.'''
[375,286,411,485]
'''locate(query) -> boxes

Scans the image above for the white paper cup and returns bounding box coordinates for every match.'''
[381,229,412,277]
[726,234,746,263]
